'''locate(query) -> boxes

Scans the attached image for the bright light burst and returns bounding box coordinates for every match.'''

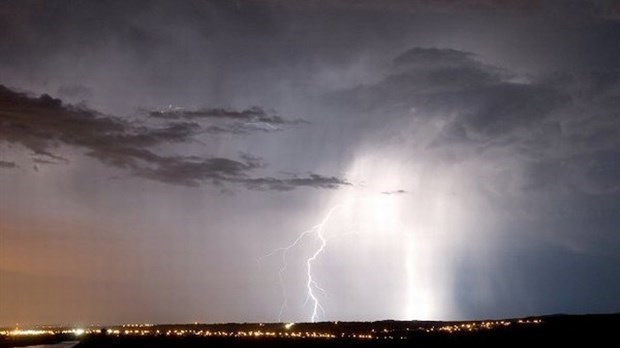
[261,147,476,322]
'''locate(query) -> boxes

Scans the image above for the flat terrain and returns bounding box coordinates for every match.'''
[2,314,618,347]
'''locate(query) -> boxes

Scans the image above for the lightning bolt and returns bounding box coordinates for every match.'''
[259,189,406,322]
[259,204,343,322]
[258,227,314,322]
[305,205,341,322]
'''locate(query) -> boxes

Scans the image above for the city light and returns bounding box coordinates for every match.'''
[0,318,544,341]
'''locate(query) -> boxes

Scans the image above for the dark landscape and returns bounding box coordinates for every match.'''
[2,314,619,348]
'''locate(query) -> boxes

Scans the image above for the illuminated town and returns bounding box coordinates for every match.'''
[2,314,619,347]
[0,318,545,341]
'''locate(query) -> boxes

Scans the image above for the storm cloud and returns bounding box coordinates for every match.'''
[1,0,620,326]
[0,85,347,190]
[329,47,620,195]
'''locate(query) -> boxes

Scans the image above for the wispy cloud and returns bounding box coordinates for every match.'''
[0,85,346,190]
[381,189,406,195]
[149,106,308,134]
[0,160,17,169]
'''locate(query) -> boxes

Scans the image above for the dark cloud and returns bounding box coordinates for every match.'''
[131,155,261,187]
[204,123,279,135]
[0,85,346,190]
[0,160,17,169]
[242,174,350,191]
[330,47,620,195]
[150,106,286,123]
[150,106,308,135]
[381,189,407,195]
[328,47,507,116]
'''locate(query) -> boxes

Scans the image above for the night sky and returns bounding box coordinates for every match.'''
[1,0,620,327]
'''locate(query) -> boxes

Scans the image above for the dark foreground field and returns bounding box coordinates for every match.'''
[2,314,619,348]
